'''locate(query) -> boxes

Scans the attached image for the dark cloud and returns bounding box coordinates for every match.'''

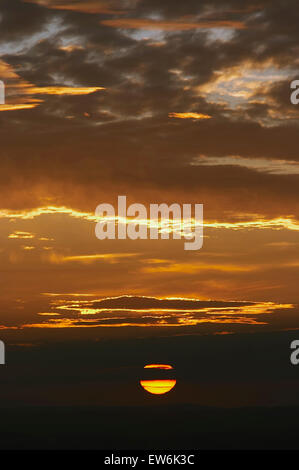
[0,0,298,220]
[0,0,56,42]
[81,295,255,310]
[0,294,296,334]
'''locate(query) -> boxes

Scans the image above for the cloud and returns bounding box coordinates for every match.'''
[169,112,212,120]
[8,231,35,239]
[4,295,294,331]
[192,155,299,175]
[23,86,105,95]
[101,18,246,31]
[2,205,299,232]
[48,252,140,264]
[141,262,256,274]
[0,103,39,111]
[0,57,105,113]
[23,0,127,14]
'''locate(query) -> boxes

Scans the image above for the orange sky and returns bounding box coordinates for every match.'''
[0,0,299,341]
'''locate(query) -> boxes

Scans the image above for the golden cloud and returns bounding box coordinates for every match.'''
[47,252,140,264]
[23,86,105,96]
[8,231,35,239]
[0,104,39,112]
[1,57,105,112]
[101,18,247,31]
[2,205,299,235]
[169,112,212,120]
[23,0,125,14]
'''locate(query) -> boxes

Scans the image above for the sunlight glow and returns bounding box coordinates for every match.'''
[140,379,176,395]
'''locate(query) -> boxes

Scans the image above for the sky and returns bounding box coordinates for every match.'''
[0,0,299,339]
[0,1,299,449]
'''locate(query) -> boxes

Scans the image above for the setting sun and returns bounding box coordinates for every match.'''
[140,379,177,395]
[140,364,176,395]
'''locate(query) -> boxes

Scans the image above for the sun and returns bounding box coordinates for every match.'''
[140,364,176,395]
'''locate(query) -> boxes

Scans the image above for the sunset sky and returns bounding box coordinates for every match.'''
[1,0,299,339]
[0,0,299,450]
